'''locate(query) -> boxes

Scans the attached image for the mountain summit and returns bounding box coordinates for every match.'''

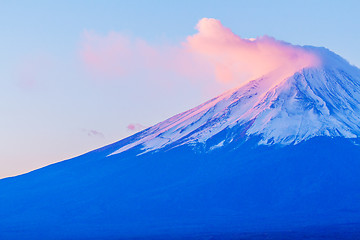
[1,47,360,239]
[109,46,360,156]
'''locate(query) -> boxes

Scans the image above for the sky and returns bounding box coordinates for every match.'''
[1,0,360,179]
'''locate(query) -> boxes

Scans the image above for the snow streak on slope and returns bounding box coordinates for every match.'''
[110,47,360,156]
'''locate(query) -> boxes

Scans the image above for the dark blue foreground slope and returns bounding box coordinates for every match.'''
[1,137,360,239]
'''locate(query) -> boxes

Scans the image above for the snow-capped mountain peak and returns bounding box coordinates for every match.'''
[110,47,360,156]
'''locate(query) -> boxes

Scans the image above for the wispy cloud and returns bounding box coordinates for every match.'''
[80,31,133,79]
[79,18,319,87]
[82,129,105,138]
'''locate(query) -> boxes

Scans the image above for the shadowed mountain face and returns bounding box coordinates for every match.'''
[1,137,360,239]
[1,47,360,239]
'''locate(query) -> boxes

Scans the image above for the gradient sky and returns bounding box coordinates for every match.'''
[1,0,360,178]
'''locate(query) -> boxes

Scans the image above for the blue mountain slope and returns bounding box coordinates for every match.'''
[1,137,360,239]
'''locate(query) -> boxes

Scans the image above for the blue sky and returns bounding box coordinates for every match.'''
[1,0,359,178]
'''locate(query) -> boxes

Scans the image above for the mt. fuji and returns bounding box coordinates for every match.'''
[109,46,360,156]
[1,46,360,239]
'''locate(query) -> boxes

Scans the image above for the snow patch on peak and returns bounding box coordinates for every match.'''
[246,67,360,144]
[209,140,225,151]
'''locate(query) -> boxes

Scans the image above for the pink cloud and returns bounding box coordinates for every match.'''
[185,18,320,83]
[79,18,320,86]
[127,123,146,132]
